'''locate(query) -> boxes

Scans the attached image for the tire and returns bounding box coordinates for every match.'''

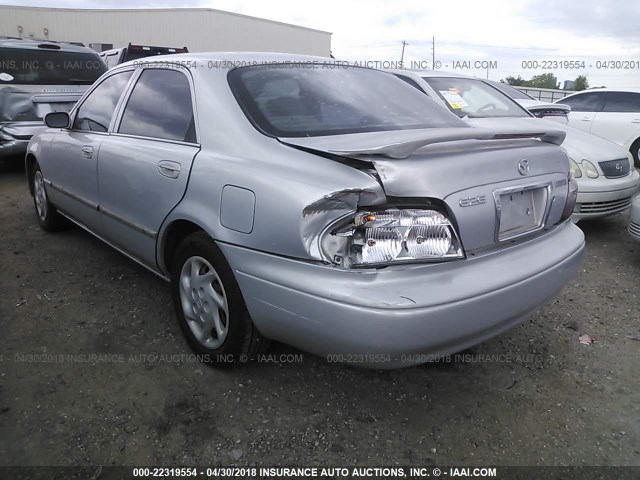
[32,165,69,232]
[631,138,640,169]
[170,231,268,366]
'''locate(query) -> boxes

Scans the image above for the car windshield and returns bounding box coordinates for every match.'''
[422,77,531,119]
[487,80,534,100]
[228,64,465,137]
[0,47,107,85]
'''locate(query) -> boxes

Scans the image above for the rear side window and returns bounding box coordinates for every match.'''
[73,71,133,132]
[118,69,196,143]
[601,92,640,113]
[562,92,604,112]
[0,47,107,85]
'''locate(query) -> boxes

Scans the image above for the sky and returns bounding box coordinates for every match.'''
[3,0,640,88]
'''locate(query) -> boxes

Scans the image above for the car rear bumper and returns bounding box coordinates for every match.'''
[573,171,640,220]
[0,131,29,158]
[219,222,585,368]
[0,121,44,159]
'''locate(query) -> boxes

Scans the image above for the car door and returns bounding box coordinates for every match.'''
[97,67,200,268]
[590,92,640,148]
[44,69,134,232]
[561,92,604,133]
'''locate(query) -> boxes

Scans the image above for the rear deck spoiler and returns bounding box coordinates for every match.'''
[281,127,566,160]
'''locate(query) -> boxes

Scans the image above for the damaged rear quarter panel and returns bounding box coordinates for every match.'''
[161,141,386,266]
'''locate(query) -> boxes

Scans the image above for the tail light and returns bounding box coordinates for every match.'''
[561,174,578,222]
[333,208,464,267]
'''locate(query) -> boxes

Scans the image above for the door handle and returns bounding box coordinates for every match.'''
[581,117,591,121]
[158,160,181,179]
[81,145,93,158]
[632,119,640,124]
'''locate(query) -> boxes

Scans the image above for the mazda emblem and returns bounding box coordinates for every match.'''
[518,159,529,175]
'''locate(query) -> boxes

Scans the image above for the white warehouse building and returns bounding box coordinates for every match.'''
[0,5,332,56]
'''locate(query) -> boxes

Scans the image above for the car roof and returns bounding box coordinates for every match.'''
[117,51,341,67]
[0,36,95,53]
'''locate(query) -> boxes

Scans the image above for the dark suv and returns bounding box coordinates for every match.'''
[0,37,107,161]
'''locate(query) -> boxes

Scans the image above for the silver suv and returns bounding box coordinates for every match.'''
[0,37,106,161]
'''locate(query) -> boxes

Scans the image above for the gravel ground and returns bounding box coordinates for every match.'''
[0,167,639,468]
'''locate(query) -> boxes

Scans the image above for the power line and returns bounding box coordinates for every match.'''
[400,40,408,64]
[431,35,435,70]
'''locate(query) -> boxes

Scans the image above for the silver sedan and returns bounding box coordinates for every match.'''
[26,54,585,368]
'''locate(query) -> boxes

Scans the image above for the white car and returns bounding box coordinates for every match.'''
[486,80,571,124]
[392,70,640,221]
[558,88,640,168]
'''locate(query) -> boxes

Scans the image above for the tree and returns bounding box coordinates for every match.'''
[504,75,527,86]
[573,75,589,91]
[505,74,558,89]
[528,73,559,89]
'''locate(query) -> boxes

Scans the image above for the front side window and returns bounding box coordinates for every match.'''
[118,69,196,143]
[601,92,640,113]
[422,77,530,119]
[561,92,604,112]
[228,65,465,137]
[73,70,133,132]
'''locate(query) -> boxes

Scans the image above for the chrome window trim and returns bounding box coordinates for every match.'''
[492,181,553,242]
[106,67,140,133]
[107,131,200,148]
[67,67,138,134]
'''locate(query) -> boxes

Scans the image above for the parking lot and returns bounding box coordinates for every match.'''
[0,166,639,467]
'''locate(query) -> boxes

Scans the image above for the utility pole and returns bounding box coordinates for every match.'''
[431,36,435,70]
[400,40,408,66]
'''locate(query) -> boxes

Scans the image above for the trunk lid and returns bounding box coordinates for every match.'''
[0,85,86,122]
[0,84,86,137]
[282,127,571,253]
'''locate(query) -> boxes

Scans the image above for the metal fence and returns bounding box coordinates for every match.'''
[514,86,576,102]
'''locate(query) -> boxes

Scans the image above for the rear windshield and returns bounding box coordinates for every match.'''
[0,47,107,85]
[228,64,465,137]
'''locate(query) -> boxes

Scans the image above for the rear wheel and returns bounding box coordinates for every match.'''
[32,165,68,232]
[170,231,268,366]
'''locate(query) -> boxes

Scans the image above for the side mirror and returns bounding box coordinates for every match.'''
[44,111,70,129]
